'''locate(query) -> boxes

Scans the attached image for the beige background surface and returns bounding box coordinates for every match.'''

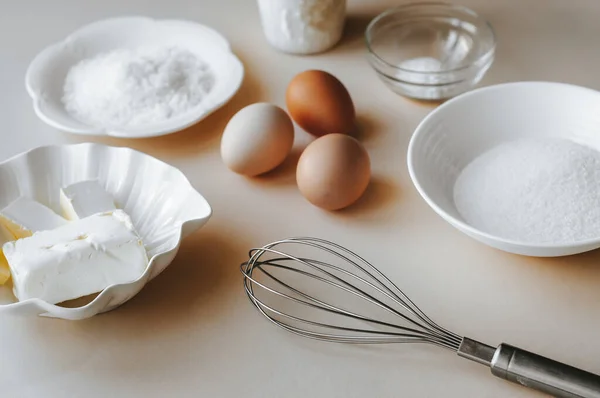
[1,0,600,397]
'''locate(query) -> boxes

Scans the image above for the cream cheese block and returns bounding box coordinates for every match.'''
[0,196,67,239]
[3,209,148,304]
[60,180,116,220]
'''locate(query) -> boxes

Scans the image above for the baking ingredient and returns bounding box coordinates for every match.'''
[395,57,453,100]
[454,138,600,243]
[0,197,67,239]
[3,210,148,304]
[60,180,116,220]
[221,103,295,176]
[399,57,443,73]
[63,46,215,128]
[296,133,370,210]
[0,225,12,285]
[0,198,68,285]
[0,256,9,285]
[286,70,355,137]
[257,0,346,54]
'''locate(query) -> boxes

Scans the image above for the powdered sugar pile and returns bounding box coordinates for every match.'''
[62,46,215,128]
[453,138,600,243]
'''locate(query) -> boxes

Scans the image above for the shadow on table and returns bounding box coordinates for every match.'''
[333,12,380,53]
[527,247,600,272]
[75,225,248,338]
[334,175,399,218]
[353,113,385,143]
[250,146,305,187]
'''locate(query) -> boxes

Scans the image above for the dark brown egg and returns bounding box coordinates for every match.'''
[286,70,355,137]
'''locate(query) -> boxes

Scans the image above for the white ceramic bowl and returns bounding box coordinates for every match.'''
[408,81,600,257]
[0,143,212,319]
[25,16,244,138]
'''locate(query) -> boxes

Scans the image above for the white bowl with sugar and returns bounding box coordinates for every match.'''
[26,17,244,138]
[408,81,600,257]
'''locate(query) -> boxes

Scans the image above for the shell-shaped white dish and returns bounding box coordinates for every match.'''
[0,143,212,319]
[25,16,244,138]
[408,81,600,257]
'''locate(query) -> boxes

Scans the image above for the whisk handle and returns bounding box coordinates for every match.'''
[490,343,600,398]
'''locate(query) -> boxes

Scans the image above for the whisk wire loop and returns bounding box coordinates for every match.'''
[255,258,460,347]
[241,237,462,350]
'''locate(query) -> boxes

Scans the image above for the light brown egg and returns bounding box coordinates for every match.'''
[296,134,370,210]
[286,70,355,137]
[221,103,294,177]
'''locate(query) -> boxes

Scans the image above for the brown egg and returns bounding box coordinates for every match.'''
[296,134,370,210]
[286,70,355,137]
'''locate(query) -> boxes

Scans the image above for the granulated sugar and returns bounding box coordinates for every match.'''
[453,138,600,243]
[63,46,215,128]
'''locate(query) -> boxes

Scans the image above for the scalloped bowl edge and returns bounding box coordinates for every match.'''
[0,143,212,319]
[25,16,245,138]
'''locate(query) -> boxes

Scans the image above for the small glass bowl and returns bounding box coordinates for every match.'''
[365,3,496,101]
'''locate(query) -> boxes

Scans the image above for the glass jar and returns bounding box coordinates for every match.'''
[257,0,347,55]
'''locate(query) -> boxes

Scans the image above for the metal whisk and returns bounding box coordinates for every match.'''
[241,237,600,398]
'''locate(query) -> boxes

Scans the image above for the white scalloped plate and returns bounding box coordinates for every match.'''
[0,143,212,319]
[25,16,244,138]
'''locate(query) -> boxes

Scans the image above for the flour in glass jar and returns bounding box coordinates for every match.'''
[453,138,600,243]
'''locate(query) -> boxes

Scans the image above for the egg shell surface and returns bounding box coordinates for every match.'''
[296,133,370,210]
[286,70,355,137]
[221,103,294,176]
